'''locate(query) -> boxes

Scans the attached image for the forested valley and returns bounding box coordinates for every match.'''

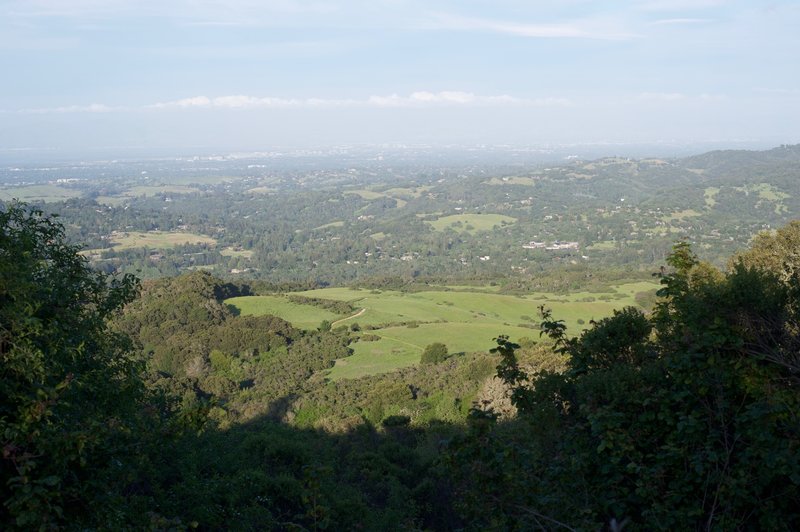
[2,145,800,529]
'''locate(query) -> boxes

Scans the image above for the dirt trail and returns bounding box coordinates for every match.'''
[331,308,366,327]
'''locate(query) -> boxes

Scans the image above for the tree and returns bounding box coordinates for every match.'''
[731,220,800,281]
[449,240,800,530]
[1,203,145,528]
[420,342,448,364]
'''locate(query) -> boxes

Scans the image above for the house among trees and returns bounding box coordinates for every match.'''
[546,240,579,251]
[522,240,579,251]
[522,240,546,249]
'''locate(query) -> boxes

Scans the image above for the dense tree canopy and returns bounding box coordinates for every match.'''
[4,202,800,529]
[449,239,800,529]
[1,204,145,527]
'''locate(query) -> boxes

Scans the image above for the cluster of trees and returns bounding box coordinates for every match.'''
[286,295,356,315]
[1,205,151,527]
[449,236,800,529]
[3,202,800,529]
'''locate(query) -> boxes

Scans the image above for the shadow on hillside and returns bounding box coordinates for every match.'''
[144,394,471,531]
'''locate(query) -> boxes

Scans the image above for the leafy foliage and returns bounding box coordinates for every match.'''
[420,342,449,364]
[448,240,800,529]
[732,220,800,281]
[5,200,800,530]
[1,203,146,528]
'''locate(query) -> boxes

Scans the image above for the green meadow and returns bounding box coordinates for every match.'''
[345,189,408,208]
[226,295,340,330]
[0,184,82,202]
[219,247,254,259]
[383,186,432,198]
[661,209,702,222]
[227,281,659,380]
[92,231,217,251]
[426,213,517,233]
[484,176,537,186]
[313,221,345,230]
[123,185,201,197]
[704,186,720,207]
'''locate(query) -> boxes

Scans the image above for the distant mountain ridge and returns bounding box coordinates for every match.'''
[679,143,800,177]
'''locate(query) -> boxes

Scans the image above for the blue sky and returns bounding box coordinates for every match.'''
[1,0,798,154]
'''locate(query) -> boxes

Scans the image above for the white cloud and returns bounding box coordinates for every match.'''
[650,18,711,25]
[150,92,571,110]
[18,103,117,114]
[149,95,307,109]
[753,87,800,95]
[16,91,572,114]
[150,96,212,108]
[638,0,728,11]
[424,13,639,40]
[639,92,686,101]
[637,92,726,102]
[7,0,336,20]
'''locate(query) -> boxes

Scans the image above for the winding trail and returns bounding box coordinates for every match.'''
[372,333,424,351]
[331,307,366,327]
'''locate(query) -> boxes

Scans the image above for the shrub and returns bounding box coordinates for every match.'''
[420,343,448,364]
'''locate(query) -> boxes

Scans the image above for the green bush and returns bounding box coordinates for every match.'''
[1,204,147,528]
[420,343,448,364]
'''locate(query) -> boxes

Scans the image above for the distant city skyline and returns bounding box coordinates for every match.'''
[1,0,798,155]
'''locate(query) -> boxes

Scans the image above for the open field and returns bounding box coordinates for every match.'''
[105,231,217,251]
[95,196,127,206]
[228,281,659,380]
[383,186,432,198]
[346,189,408,208]
[704,187,720,207]
[219,247,254,259]
[484,176,536,186]
[742,182,790,202]
[662,209,702,222]
[226,295,339,329]
[93,185,202,205]
[345,189,385,200]
[426,213,517,233]
[246,186,276,194]
[123,185,201,197]
[160,175,236,186]
[332,322,537,380]
[586,240,617,251]
[0,184,82,202]
[313,221,345,230]
[735,183,790,214]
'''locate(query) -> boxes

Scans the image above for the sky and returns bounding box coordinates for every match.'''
[1,0,799,155]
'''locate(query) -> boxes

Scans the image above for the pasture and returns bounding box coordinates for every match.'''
[123,185,201,197]
[345,189,408,208]
[106,231,217,251]
[220,247,254,259]
[484,176,537,186]
[0,184,82,202]
[313,221,345,230]
[226,295,339,329]
[227,281,660,380]
[661,209,702,222]
[704,187,720,207]
[426,213,517,233]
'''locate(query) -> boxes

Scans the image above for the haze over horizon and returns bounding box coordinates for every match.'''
[1,0,798,156]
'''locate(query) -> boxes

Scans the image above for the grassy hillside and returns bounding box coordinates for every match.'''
[426,213,517,233]
[227,281,659,380]
[226,295,340,329]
